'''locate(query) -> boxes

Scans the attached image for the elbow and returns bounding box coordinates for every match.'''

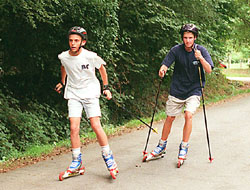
[207,69,212,74]
[206,66,213,74]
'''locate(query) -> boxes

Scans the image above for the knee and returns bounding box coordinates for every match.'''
[70,122,80,134]
[91,122,99,131]
[90,117,101,130]
[185,112,193,121]
[70,124,79,132]
[167,116,175,122]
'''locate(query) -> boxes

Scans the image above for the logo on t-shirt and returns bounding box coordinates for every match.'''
[192,60,199,66]
[82,64,89,70]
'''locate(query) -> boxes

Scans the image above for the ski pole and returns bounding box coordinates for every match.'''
[121,106,158,134]
[103,94,158,134]
[194,44,214,162]
[143,78,163,155]
[197,66,214,162]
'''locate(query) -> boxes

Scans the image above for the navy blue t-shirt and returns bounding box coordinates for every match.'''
[161,43,214,100]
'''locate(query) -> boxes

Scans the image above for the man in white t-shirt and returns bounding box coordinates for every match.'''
[55,26,118,180]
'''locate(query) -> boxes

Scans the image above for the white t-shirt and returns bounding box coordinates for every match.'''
[58,48,106,99]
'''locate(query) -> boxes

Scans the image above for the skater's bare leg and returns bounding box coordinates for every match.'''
[143,116,175,162]
[161,116,175,140]
[177,111,193,168]
[69,117,81,148]
[90,116,118,178]
[58,117,84,181]
[89,116,108,146]
[182,111,192,142]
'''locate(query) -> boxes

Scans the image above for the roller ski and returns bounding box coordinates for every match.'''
[59,153,85,181]
[177,142,189,168]
[102,150,119,179]
[143,140,167,162]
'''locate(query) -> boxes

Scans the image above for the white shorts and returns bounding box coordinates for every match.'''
[67,98,101,118]
[166,95,201,116]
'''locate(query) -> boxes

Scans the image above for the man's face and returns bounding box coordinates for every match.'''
[69,34,84,53]
[182,32,196,49]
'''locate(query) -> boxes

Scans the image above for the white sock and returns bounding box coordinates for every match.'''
[160,139,167,145]
[72,148,81,160]
[101,145,110,155]
[181,141,189,147]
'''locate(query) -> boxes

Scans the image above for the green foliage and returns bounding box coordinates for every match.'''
[223,0,250,59]
[0,89,68,160]
[116,1,177,117]
[205,68,236,100]
[0,0,249,160]
[230,0,250,50]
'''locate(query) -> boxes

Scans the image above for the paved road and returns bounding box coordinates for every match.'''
[227,77,250,82]
[1,94,250,190]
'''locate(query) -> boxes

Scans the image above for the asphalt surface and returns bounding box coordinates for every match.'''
[227,77,250,82]
[1,94,250,190]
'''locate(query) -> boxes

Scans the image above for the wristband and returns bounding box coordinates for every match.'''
[103,84,109,91]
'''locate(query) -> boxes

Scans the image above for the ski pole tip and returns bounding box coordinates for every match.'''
[153,128,158,134]
[209,157,214,163]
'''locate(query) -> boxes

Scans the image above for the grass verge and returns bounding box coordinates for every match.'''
[221,68,250,77]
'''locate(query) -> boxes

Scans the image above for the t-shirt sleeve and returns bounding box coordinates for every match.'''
[58,52,65,67]
[93,55,106,69]
[161,47,176,68]
[200,46,214,69]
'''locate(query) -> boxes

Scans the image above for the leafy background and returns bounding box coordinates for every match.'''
[0,0,249,160]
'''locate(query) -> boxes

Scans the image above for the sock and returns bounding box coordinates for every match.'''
[159,139,167,145]
[181,141,189,148]
[72,148,81,160]
[101,145,110,155]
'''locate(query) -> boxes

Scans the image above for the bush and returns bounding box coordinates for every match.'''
[205,68,235,100]
[0,89,69,160]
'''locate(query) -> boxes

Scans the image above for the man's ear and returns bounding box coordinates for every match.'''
[82,40,87,46]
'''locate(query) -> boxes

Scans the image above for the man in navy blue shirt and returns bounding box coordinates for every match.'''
[143,24,214,166]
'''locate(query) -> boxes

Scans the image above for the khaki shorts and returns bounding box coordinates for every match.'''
[68,98,101,118]
[166,95,201,116]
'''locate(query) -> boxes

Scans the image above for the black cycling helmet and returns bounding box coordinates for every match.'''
[68,26,87,41]
[180,24,199,38]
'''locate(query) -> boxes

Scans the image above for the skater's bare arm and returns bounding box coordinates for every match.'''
[55,66,66,94]
[159,65,168,78]
[60,66,67,84]
[194,50,212,73]
[99,65,112,100]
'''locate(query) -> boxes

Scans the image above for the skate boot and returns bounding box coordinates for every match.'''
[102,150,119,179]
[177,142,189,168]
[143,140,167,162]
[59,153,85,181]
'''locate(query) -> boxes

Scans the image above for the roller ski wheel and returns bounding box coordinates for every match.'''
[142,151,165,162]
[177,158,185,168]
[59,165,85,181]
[143,140,167,162]
[109,168,119,179]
